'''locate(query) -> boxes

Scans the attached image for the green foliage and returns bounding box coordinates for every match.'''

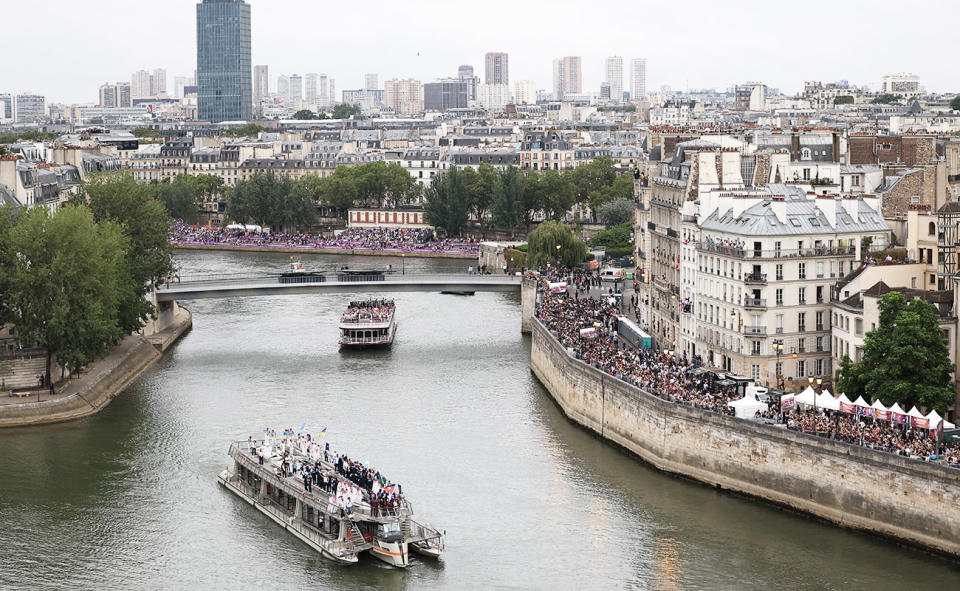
[588,221,633,249]
[535,170,577,221]
[871,94,903,104]
[155,178,201,223]
[301,162,421,215]
[491,167,527,230]
[525,221,588,268]
[84,173,175,333]
[0,130,57,144]
[226,171,317,231]
[1,206,127,380]
[587,173,633,215]
[833,96,854,105]
[504,248,526,270]
[224,124,268,137]
[422,167,469,236]
[133,127,162,138]
[837,292,955,413]
[462,163,498,232]
[567,155,617,205]
[293,110,318,120]
[332,103,361,119]
[596,198,635,227]
[951,95,960,112]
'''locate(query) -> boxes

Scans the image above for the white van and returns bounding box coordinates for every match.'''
[600,268,623,282]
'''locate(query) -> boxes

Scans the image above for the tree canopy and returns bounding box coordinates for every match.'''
[525,220,588,268]
[871,94,903,104]
[224,124,268,137]
[302,162,421,215]
[836,291,955,413]
[225,171,317,231]
[596,198,635,227]
[951,95,960,112]
[423,167,469,236]
[332,103,361,119]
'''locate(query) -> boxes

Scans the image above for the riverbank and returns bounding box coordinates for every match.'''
[173,243,477,260]
[529,316,960,559]
[0,306,192,428]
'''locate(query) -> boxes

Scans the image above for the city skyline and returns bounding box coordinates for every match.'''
[3,0,960,104]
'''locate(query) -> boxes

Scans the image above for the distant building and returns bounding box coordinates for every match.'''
[735,82,767,111]
[253,65,269,104]
[477,84,510,112]
[13,94,46,122]
[484,52,509,86]
[424,79,469,111]
[604,56,623,103]
[882,72,921,96]
[458,65,478,101]
[197,0,252,122]
[514,80,536,105]
[553,56,582,99]
[384,79,424,116]
[364,73,379,91]
[288,74,303,106]
[0,94,12,121]
[99,83,133,108]
[630,58,647,101]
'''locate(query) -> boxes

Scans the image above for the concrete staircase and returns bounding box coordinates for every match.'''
[0,353,49,391]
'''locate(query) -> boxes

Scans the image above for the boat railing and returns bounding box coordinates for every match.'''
[339,333,395,345]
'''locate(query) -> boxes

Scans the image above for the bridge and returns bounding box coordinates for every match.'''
[154,272,524,302]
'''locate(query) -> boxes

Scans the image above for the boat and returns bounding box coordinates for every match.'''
[218,432,445,568]
[440,290,475,296]
[339,299,396,348]
[280,259,326,284]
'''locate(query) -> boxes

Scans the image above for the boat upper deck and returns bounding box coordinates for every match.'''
[339,299,396,327]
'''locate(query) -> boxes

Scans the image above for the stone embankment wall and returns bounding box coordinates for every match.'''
[530,318,960,558]
[173,243,476,260]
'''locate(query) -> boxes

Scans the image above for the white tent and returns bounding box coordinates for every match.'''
[817,391,840,411]
[871,399,888,412]
[926,409,943,428]
[889,402,906,416]
[853,396,871,409]
[838,393,853,406]
[796,386,817,407]
[907,406,925,418]
[727,393,769,419]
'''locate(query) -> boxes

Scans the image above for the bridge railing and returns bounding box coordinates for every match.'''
[159,272,522,290]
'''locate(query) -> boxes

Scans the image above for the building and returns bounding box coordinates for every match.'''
[384,79,424,116]
[520,130,573,171]
[288,74,303,106]
[277,75,290,103]
[131,70,151,98]
[514,80,536,105]
[553,56,582,99]
[152,68,167,96]
[423,79,468,111]
[13,94,46,122]
[99,83,117,108]
[99,82,132,108]
[365,74,378,91]
[197,0,252,123]
[304,73,318,106]
[458,65,478,101]
[735,83,767,111]
[0,94,12,121]
[882,72,920,95]
[484,52,509,86]
[604,56,623,103]
[630,58,647,101]
[253,65,269,103]
[476,84,510,112]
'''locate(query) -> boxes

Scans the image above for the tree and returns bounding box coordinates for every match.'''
[422,168,469,236]
[536,170,577,221]
[835,354,865,399]
[588,221,632,249]
[525,220,588,268]
[84,173,175,334]
[133,127,162,138]
[871,94,903,104]
[2,206,127,383]
[293,109,317,120]
[833,96,854,105]
[332,103,361,119]
[353,161,421,208]
[155,178,201,223]
[225,123,267,137]
[491,167,527,231]
[951,95,960,112]
[566,155,617,206]
[587,173,634,219]
[837,291,955,412]
[596,198,635,227]
[464,163,498,233]
[312,167,361,214]
[226,171,317,231]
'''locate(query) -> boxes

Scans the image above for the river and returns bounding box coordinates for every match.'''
[1,250,958,590]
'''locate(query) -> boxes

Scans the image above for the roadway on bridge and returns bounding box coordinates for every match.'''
[154,273,523,301]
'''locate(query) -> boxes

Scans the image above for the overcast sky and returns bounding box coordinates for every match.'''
[5,0,958,103]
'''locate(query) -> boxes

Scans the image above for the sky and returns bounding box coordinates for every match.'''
[4,0,959,104]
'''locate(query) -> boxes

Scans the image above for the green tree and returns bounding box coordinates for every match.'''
[871,94,903,104]
[226,171,317,231]
[353,161,421,208]
[589,221,633,249]
[536,170,577,221]
[526,220,588,268]
[566,155,617,206]
[951,95,960,111]
[293,109,317,120]
[587,173,634,219]
[596,198,635,227]
[332,103,361,119]
[491,166,527,231]
[155,178,201,223]
[464,163,498,233]
[833,96,854,105]
[422,168,469,236]
[837,291,955,412]
[133,127,162,138]
[225,123,268,137]
[2,206,127,383]
[84,173,175,333]
[312,167,361,215]
[835,354,865,399]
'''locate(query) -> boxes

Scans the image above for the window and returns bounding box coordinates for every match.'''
[816,311,824,330]
[798,263,806,280]
[774,241,782,257]
[797,360,806,377]
[816,286,824,304]
[798,287,806,304]
[852,175,861,186]
[752,341,761,355]
[775,361,783,379]
[776,264,783,280]
[752,364,760,382]
[912,277,917,288]
[815,359,824,376]
[855,318,863,336]
[801,148,811,160]
[776,289,783,306]
[816,262,824,278]
[798,312,806,332]
[930,274,936,285]
[798,338,806,353]
[803,168,811,180]
[929,222,936,236]
[776,314,784,334]
[830,261,836,278]
[816,336,824,352]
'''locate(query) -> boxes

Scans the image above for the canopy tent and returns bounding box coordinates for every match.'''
[853,396,871,409]
[727,393,769,419]
[871,399,888,412]
[907,406,925,418]
[924,410,955,429]
[888,402,906,415]
[817,391,840,411]
[837,393,853,406]
[795,386,817,407]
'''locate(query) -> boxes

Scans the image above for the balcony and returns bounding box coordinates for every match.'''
[744,297,767,309]
[798,324,807,333]
[744,325,767,335]
[697,242,857,260]
[744,273,767,284]
[816,323,825,331]
[776,327,784,334]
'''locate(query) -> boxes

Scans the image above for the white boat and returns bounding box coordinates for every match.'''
[339,299,396,348]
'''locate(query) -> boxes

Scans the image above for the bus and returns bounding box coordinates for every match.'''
[617,316,652,350]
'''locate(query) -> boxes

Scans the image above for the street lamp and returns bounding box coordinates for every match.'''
[556,243,562,266]
[809,376,818,415]
[402,253,405,275]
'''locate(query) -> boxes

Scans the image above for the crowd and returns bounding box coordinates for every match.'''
[535,270,960,466]
[171,222,479,254]
[342,299,395,323]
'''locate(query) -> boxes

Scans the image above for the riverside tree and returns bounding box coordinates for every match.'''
[836,291,955,412]
[1,206,127,383]
[226,171,318,231]
[84,173,175,334]
[422,167,469,236]
[525,220,588,268]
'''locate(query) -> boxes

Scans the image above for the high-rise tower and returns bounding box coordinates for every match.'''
[197,0,252,122]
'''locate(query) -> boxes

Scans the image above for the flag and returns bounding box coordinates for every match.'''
[320,426,327,436]
[299,421,307,432]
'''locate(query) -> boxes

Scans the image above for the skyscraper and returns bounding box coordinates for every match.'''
[253,65,269,103]
[152,68,167,96]
[458,65,478,101]
[364,74,379,91]
[384,79,424,116]
[277,75,291,103]
[99,83,118,108]
[553,56,582,98]
[514,80,536,105]
[305,73,318,105]
[484,52,509,86]
[289,74,303,106]
[131,70,152,98]
[197,0,252,122]
[630,58,647,101]
[604,56,623,103]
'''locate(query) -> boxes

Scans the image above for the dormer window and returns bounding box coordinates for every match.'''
[800,148,812,160]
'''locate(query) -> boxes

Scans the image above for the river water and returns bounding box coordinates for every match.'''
[1,250,958,590]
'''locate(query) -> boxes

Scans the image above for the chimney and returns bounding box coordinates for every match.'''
[771,196,786,223]
[841,195,860,219]
[819,194,838,228]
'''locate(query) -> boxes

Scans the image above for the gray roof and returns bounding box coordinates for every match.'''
[0,184,20,207]
[701,185,889,236]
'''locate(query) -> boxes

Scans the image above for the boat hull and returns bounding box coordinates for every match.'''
[410,540,443,558]
[369,539,409,568]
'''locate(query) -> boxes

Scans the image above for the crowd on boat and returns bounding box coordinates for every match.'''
[535,270,960,465]
[171,221,479,254]
[341,299,395,324]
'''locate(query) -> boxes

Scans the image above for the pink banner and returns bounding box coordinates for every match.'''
[840,402,856,414]
[859,407,874,417]
[892,412,908,424]
[911,416,930,429]
[874,409,891,421]
[780,394,795,411]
